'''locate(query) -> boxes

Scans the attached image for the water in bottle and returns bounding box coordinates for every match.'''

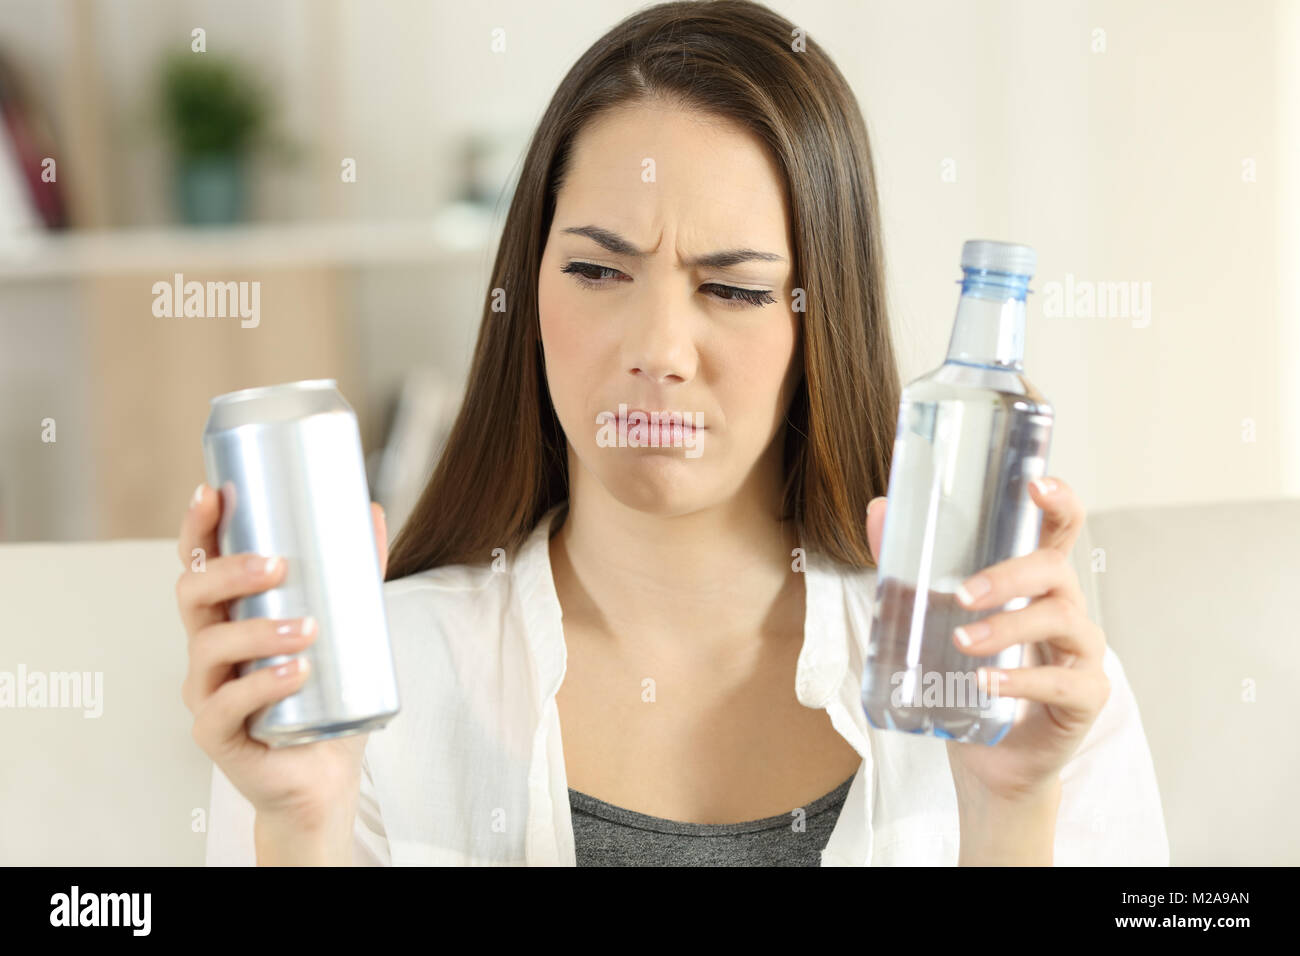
[861,240,1053,745]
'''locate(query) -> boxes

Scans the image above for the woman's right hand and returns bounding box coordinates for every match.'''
[176,482,389,855]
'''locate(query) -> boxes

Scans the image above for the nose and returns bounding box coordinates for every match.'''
[621,294,698,386]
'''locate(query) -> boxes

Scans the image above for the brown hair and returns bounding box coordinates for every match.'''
[385,0,900,580]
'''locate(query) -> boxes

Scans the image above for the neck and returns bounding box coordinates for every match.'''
[550,438,801,655]
[945,273,1028,370]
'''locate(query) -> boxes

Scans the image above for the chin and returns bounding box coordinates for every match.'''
[588,451,718,518]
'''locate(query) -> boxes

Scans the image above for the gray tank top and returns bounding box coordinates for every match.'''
[568,772,856,866]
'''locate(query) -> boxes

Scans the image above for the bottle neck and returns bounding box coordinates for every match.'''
[944,271,1029,371]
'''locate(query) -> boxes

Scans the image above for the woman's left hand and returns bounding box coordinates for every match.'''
[866,476,1111,806]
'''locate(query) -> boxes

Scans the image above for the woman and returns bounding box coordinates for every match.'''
[181,0,1168,866]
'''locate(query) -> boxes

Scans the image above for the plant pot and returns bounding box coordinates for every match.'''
[176,153,246,225]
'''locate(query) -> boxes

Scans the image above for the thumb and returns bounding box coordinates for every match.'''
[866,496,887,565]
[371,502,389,579]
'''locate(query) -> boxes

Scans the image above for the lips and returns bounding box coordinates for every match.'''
[611,405,705,447]
[617,409,704,430]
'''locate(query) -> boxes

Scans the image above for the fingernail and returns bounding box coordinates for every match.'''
[275,617,317,637]
[1031,477,1057,496]
[273,657,308,678]
[954,620,990,647]
[190,484,205,508]
[957,575,991,607]
[247,556,282,575]
[867,498,882,519]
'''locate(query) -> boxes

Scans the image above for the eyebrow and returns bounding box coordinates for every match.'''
[560,224,786,268]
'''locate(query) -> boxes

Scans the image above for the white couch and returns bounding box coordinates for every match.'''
[2,499,1295,865]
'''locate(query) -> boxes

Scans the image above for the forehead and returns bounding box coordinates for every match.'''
[557,101,791,256]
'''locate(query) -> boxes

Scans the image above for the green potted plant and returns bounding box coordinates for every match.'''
[159,53,268,225]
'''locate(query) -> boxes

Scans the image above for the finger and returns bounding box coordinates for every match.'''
[955,545,1083,613]
[178,482,220,569]
[192,656,312,760]
[866,496,887,565]
[952,594,1102,664]
[976,663,1111,728]
[1028,475,1085,557]
[185,616,319,707]
[372,502,388,579]
[176,553,288,636]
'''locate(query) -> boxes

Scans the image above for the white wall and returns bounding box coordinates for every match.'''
[0,0,1294,520]
[796,0,1291,511]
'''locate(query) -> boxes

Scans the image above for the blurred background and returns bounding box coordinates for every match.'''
[0,0,1298,867]
[0,0,1295,544]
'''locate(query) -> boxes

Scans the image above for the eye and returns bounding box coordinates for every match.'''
[699,283,777,308]
[560,261,628,288]
[561,261,776,308]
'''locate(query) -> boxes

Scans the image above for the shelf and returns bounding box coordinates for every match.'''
[0,208,500,281]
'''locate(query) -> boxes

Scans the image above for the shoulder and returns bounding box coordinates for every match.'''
[381,561,516,668]
[803,548,878,595]
[804,550,878,646]
[383,560,506,615]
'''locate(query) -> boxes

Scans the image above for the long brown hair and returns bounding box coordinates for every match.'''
[385,0,900,580]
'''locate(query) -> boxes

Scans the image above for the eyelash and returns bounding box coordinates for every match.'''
[560,261,777,308]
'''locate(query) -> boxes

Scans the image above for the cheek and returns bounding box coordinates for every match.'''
[538,271,605,416]
[714,313,800,425]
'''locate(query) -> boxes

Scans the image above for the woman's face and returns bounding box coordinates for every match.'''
[538,101,800,518]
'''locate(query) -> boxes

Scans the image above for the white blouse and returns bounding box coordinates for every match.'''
[205,506,1170,866]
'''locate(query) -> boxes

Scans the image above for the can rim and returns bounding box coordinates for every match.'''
[210,379,339,406]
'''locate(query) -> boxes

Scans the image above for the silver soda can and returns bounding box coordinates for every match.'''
[201,379,400,747]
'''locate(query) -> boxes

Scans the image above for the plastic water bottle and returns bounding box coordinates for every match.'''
[861,240,1053,745]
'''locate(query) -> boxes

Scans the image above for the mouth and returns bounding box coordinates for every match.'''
[604,405,707,448]
[618,408,705,428]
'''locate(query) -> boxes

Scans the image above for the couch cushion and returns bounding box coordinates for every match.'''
[0,539,209,865]
[1082,498,1299,865]
[3,498,1295,865]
